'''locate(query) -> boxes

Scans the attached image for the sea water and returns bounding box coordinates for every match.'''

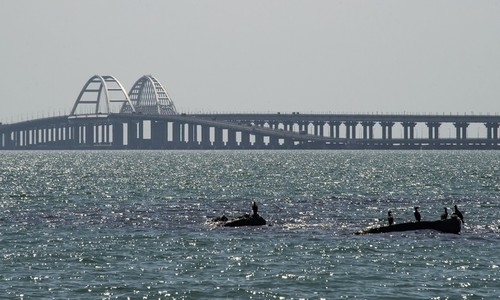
[0,150,498,299]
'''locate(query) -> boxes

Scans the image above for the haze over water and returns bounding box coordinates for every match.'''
[0,150,498,299]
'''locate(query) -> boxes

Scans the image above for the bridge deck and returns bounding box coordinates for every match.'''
[1,113,499,150]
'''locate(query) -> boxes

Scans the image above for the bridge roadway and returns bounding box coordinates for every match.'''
[0,112,499,150]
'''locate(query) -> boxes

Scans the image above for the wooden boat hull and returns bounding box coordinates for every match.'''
[356,217,461,235]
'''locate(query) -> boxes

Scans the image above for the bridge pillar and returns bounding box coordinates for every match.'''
[57,127,62,146]
[269,135,280,148]
[18,130,24,148]
[214,127,224,148]
[52,126,58,145]
[344,121,358,139]
[401,122,417,140]
[299,122,308,134]
[485,122,499,140]
[127,121,138,148]
[105,124,111,144]
[138,121,144,143]
[47,127,52,143]
[188,124,198,147]
[34,129,39,146]
[45,128,50,144]
[171,121,181,148]
[45,127,49,144]
[32,129,37,146]
[285,137,295,148]
[200,125,211,148]
[58,126,63,144]
[25,130,29,147]
[380,122,394,140]
[426,122,441,139]
[9,131,16,149]
[12,130,19,148]
[227,129,238,148]
[98,124,103,144]
[112,122,124,148]
[85,124,94,146]
[46,127,51,143]
[31,128,36,146]
[149,120,166,149]
[313,122,323,136]
[64,126,69,144]
[97,125,104,144]
[78,125,84,145]
[65,125,71,146]
[54,127,60,146]
[77,125,84,146]
[41,128,46,144]
[71,125,79,146]
[29,129,35,146]
[254,133,265,148]
[362,121,375,139]
[20,129,25,147]
[240,131,250,148]
[320,122,326,137]
[24,129,33,147]
[34,129,38,146]
[329,121,341,138]
[2,131,13,149]
[22,130,27,147]
[454,122,469,140]
[19,130,25,148]
[179,123,186,143]
[52,127,56,144]
[343,122,349,139]
[41,127,46,144]
[40,128,45,144]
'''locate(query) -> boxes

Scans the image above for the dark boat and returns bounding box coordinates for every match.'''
[356,217,461,235]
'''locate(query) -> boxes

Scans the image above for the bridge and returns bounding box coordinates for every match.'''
[1,75,499,150]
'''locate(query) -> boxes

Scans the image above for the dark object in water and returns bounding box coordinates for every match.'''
[223,214,267,227]
[211,213,266,227]
[211,215,228,222]
[252,201,258,216]
[414,206,421,222]
[453,205,464,224]
[356,217,461,235]
[387,210,394,226]
[441,207,448,220]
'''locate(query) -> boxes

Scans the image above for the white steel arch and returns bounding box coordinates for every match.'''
[121,75,177,115]
[70,75,135,116]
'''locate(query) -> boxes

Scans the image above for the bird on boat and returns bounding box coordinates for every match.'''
[388,210,394,226]
[252,201,259,217]
[453,205,464,224]
[440,207,448,220]
[414,207,421,222]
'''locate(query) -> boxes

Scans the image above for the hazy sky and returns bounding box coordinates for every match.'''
[1,0,499,122]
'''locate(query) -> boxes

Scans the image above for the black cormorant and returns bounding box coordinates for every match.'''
[453,205,464,224]
[440,207,448,220]
[252,201,258,217]
[414,207,421,222]
[388,210,394,226]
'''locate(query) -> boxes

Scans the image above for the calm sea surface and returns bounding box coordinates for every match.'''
[0,150,498,299]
